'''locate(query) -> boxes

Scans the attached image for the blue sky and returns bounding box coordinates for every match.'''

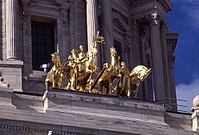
[166,0,199,111]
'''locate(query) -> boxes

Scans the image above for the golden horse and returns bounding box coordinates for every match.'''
[129,65,151,98]
[93,47,121,95]
[45,52,66,89]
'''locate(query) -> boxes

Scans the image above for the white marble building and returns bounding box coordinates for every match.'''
[1,0,198,135]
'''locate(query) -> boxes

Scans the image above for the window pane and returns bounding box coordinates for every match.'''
[31,21,55,70]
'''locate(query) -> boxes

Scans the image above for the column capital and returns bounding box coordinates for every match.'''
[150,12,160,26]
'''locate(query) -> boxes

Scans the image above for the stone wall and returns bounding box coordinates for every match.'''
[0,88,197,135]
[73,0,87,49]
[0,60,23,90]
[0,1,2,59]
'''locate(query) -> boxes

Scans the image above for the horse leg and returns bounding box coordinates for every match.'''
[45,81,51,90]
[98,80,102,94]
[106,76,110,95]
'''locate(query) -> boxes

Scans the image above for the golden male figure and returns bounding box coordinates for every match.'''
[65,49,78,90]
[77,45,97,91]
[117,62,130,96]
[77,45,88,77]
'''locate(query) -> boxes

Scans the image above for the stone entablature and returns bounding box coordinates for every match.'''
[130,0,172,12]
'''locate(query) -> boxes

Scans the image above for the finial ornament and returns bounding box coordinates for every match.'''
[92,31,105,47]
[193,95,199,112]
[45,33,151,98]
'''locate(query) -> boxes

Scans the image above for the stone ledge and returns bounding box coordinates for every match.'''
[47,89,166,124]
[48,88,165,111]
[11,91,48,113]
[165,111,192,131]
[0,59,23,68]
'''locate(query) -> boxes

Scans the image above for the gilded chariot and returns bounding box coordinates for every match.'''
[45,32,151,98]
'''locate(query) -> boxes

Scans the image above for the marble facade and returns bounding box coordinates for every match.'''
[0,0,195,134]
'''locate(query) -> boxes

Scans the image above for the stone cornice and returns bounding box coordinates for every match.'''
[130,0,172,12]
[166,32,179,50]
[132,0,150,6]
[20,0,30,3]
[26,0,70,9]
[123,0,131,5]
[158,0,172,12]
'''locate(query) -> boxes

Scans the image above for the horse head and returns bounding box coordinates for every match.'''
[130,65,151,82]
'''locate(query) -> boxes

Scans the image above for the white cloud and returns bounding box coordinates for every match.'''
[176,78,199,112]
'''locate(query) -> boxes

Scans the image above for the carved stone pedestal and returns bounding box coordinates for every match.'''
[0,60,23,91]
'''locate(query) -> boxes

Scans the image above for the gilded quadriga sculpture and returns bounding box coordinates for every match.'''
[45,32,151,98]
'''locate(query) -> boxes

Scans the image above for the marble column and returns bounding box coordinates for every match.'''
[6,0,17,59]
[161,24,175,110]
[101,0,113,62]
[150,12,165,103]
[168,53,177,106]
[86,0,98,49]
[140,28,152,101]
